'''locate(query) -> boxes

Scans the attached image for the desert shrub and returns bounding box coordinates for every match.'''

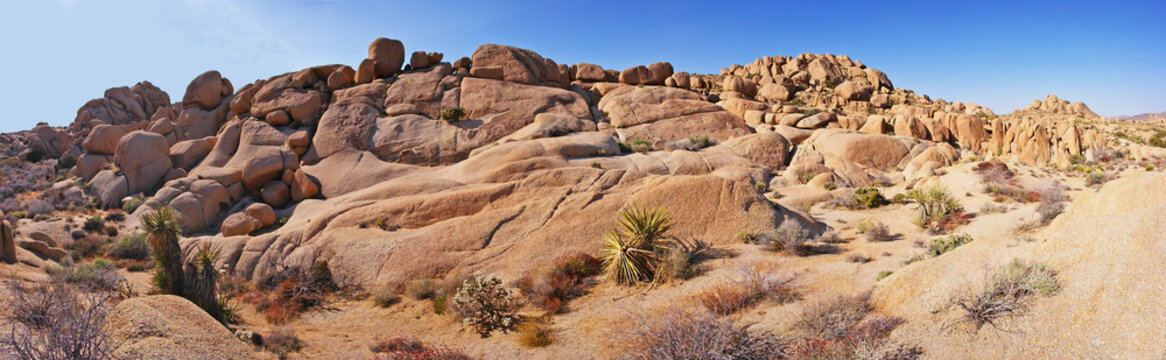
[614,308,788,360]
[369,336,471,360]
[107,234,149,261]
[974,160,1013,185]
[26,200,55,218]
[889,193,909,204]
[795,293,873,338]
[143,206,184,296]
[1036,184,1067,225]
[949,260,1059,330]
[56,154,76,170]
[861,221,892,242]
[788,313,921,360]
[244,261,339,324]
[82,216,105,233]
[120,197,143,213]
[1086,170,1108,186]
[517,315,555,347]
[654,240,706,283]
[846,253,872,263]
[759,221,812,255]
[696,262,797,315]
[25,147,45,162]
[0,280,116,360]
[689,135,713,148]
[907,185,967,233]
[372,285,400,308]
[452,275,518,337]
[877,271,894,281]
[602,206,673,285]
[850,186,888,209]
[439,107,466,121]
[979,202,1009,214]
[432,296,447,315]
[517,253,602,313]
[185,242,229,324]
[406,278,438,300]
[926,234,973,257]
[262,326,302,359]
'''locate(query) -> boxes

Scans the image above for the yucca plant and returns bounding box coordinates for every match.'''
[186,242,225,323]
[142,206,184,296]
[602,206,674,285]
[907,185,964,232]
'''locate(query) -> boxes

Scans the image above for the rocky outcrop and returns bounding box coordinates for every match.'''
[73,81,170,127]
[598,85,751,145]
[0,211,15,263]
[469,44,565,88]
[105,295,259,360]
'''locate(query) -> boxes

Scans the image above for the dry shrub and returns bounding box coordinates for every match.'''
[517,253,602,314]
[978,202,1009,214]
[262,326,302,359]
[517,316,555,348]
[1,280,118,360]
[860,221,893,242]
[369,336,472,360]
[452,275,518,337]
[372,285,401,308]
[846,253,872,263]
[696,262,797,315]
[406,279,438,300]
[1036,183,1067,225]
[949,259,1060,331]
[789,294,922,359]
[614,308,788,360]
[759,221,813,255]
[242,262,338,324]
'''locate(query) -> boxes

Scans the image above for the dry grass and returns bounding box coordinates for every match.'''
[948,259,1060,331]
[858,221,893,242]
[760,221,813,255]
[696,262,797,315]
[369,336,472,360]
[789,294,922,359]
[516,316,555,348]
[516,253,602,314]
[262,326,303,359]
[613,308,788,360]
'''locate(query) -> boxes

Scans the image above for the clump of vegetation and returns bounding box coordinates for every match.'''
[517,315,555,348]
[242,261,339,324]
[82,216,105,233]
[368,336,471,360]
[107,233,149,261]
[850,186,888,209]
[0,279,119,360]
[907,185,968,233]
[1086,170,1109,186]
[877,270,894,281]
[695,262,797,315]
[927,234,973,257]
[56,154,76,170]
[758,221,813,255]
[949,260,1059,330]
[262,326,303,359]
[601,206,674,285]
[371,285,400,308]
[846,253,872,263]
[452,275,519,337]
[1036,184,1067,225]
[857,221,893,242]
[406,278,438,300]
[121,197,143,213]
[614,308,789,359]
[439,107,466,121]
[788,293,922,359]
[24,147,45,163]
[689,135,713,148]
[516,252,602,314]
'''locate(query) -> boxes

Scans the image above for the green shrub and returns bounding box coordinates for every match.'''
[1086,171,1108,186]
[439,107,466,121]
[688,136,712,148]
[602,206,673,285]
[108,234,149,260]
[82,216,105,233]
[927,234,973,257]
[452,275,519,337]
[908,185,967,233]
[432,296,447,314]
[24,147,45,163]
[877,271,893,281]
[56,154,77,170]
[850,187,888,209]
[121,197,143,214]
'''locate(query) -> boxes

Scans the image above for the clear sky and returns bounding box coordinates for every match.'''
[1,0,1162,132]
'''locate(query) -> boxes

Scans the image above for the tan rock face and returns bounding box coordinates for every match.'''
[182,70,231,110]
[618,65,652,85]
[82,124,128,155]
[74,81,170,127]
[105,295,258,359]
[574,63,607,82]
[115,131,173,196]
[469,44,563,87]
[368,37,405,77]
[0,212,15,264]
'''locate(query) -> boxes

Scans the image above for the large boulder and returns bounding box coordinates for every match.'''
[804,130,911,171]
[81,124,128,155]
[249,72,326,126]
[170,136,217,171]
[469,44,563,87]
[27,125,71,159]
[618,65,652,85]
[181,70,232,110]
[368,37,405,77]
[115,131,173,195]
[105,295,258,360]
[598,86,751,145]
[757,83,792,102]
[717,132,791,169]
[73,82,171,127]
[0,212,14,264]
[574,63,607,82]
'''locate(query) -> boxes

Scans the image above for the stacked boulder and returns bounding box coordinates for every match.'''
[1,211,15,263]
[73,81,171,128]
[221,203,276,237]
[150,70,234,145]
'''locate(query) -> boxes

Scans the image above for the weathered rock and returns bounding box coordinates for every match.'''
[170,137,216,171]
[722,76,758,97]
[368,38,405,77]
[115,131,173,195]
[757,83,791,102]
[355,58,376,84]
[290,169,320,202]
[0,213,14,263]
[182,70,231,110]
[73,82,171,127]
[326,65,355,91]
[82,124,128,155]
[574,63,607,81]
[105,295,258,359]
[618,65,652,85]
[28,125,71,159]
[646,62,673,85]
[718,132,791,169]
[795,112,836,129]
[264,110,290,126]
[88,170,128,208]
[834,80,873,101]
[221,212,259,236]
[860,115,891,134]
[17,239,67,261]
[261,181,290,208]
[469,44,562,87]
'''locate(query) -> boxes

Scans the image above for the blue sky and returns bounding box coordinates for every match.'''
[0,0,1162,132]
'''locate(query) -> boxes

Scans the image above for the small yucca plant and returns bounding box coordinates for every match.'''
[187,242,225,323]
[142,206,184,296]
[602,206,674,285]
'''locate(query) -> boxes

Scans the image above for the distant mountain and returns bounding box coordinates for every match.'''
[1114,111,1166,121]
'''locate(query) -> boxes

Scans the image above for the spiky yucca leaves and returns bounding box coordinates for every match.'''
[142,206,184,296]
[907,185,964,232]
[186,242,226,323]
[602,206,674,285]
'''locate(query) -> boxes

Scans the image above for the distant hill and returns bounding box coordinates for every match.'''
[1115,111,1166,121]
